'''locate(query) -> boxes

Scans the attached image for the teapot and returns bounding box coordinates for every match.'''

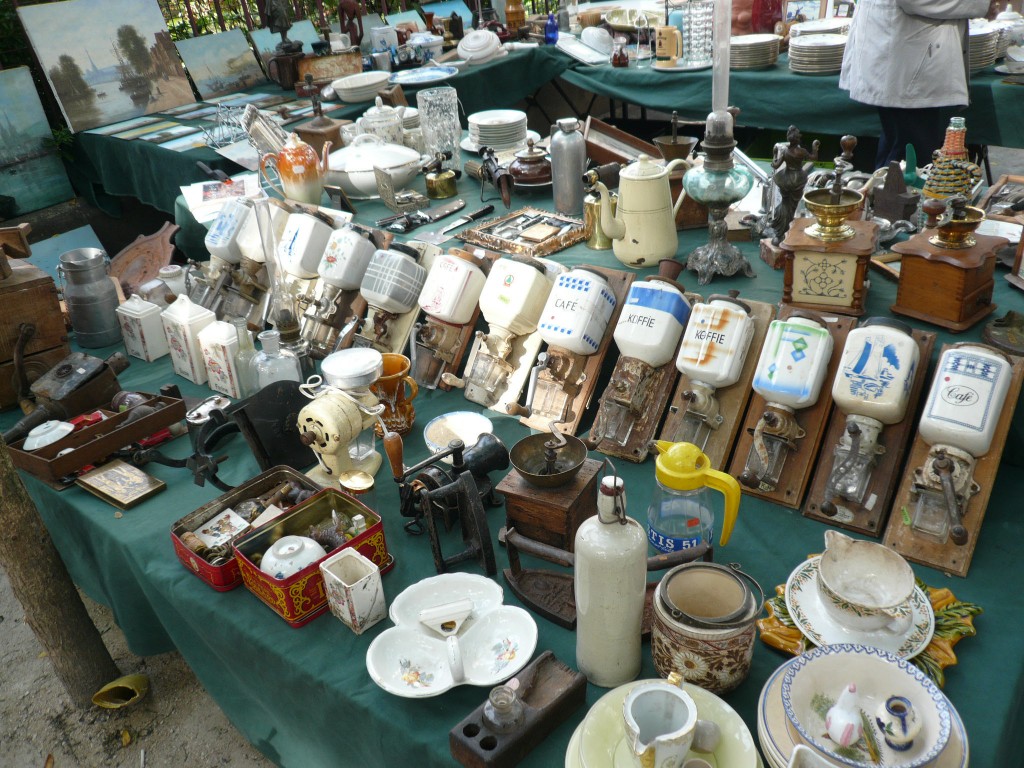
[594,154,689,267]
[646,441,740,558]
[356,97,407,146]
[259,132,331,206]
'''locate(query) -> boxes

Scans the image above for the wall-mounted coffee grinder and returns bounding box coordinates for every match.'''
[350,243,428,353]
[192,199,255,319]
[507,266,630,435]
[410,249,489,390]
[443,255,558,413]
[737,313,835,493]
[300,226,375,357]
[587,262,690,462]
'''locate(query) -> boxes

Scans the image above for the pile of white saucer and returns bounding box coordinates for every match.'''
[467,109,528,150]
[788,33,847,75]
[789,17,851,37]
[331,71,390,103]
[401,107,419,131]
[969,21,1000,72]
[730,33,782,70]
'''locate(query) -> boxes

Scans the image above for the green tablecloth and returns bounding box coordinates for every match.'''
[560,53,1024,148]
[6,174,1024,766]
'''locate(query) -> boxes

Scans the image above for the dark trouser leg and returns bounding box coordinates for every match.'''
[875,106,955,171]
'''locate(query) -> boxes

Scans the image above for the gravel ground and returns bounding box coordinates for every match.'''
[0,568,271,768]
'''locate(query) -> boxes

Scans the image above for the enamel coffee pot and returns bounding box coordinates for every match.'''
[260,132,331,206]
[594,154,688,267]
[646,441,741,559]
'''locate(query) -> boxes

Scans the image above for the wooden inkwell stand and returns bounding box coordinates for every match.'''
[890,197,1008,332]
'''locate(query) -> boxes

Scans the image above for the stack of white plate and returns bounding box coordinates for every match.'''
[730,34,782,70]
[969,22,1000,72]
[788,34,847,75]
[790,17,851,37]
[331,71,390,103]
[401,107,420,131]
[467,109,528,150]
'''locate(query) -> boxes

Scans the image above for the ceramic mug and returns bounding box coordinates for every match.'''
[622,679,720,768]
[370,353,419,436]
[655,25,683,67]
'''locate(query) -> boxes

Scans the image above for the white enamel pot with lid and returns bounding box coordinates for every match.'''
[326,134,427,199]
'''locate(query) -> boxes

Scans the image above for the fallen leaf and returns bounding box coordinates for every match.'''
[38,651,48,659]
[114,511,124,519]
[121,729,132,747]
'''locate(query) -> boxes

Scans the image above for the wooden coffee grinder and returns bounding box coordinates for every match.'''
[0,224,71,410]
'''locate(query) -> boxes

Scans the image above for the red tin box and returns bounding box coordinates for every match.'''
[233,487,395,627]
[171,467,322,592]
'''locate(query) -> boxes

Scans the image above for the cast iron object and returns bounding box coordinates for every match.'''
[509,427,587,489]
[449,650,586,768]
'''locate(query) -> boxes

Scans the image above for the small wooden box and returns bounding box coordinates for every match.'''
[781,218,878,316]
[234,488,394,627]
[891,231,1006,332]
[497,458,602,552]
[0,261,69,409]
[171,467,323,592]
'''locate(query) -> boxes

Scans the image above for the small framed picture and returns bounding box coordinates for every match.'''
[785,0,826,22]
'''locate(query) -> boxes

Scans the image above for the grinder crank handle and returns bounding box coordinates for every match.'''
[384,430,405,481]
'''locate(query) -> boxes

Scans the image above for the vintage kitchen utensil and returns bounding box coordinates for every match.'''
[508,423,588,489]
[386,198,467,234]
[416,205,495,245]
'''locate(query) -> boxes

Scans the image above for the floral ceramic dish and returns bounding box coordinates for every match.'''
[388,572,503,634]
[780,645,951,768]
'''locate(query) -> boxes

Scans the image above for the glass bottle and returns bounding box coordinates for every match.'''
[505,0,526,30]
[251,329,302,389]
[611,36,629,67]
[574,475,646,688]
[482,685,525,732]
[231,317,259,398]
[544,12,559,44]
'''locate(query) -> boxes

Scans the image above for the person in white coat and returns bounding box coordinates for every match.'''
[839,0,996,169]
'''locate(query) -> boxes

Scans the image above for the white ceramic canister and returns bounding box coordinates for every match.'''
[832,318,919,425]
[675,297,755,389]
[204,199,251,265]
[918,344,1012,457]
[360,246,427,314]
[158,264,187,299]
[650,562,762,695]
[752,315,834,410]
[278,212,335,279]
[417,251,487,326]
[319,227,376,289]
[161,294,216,384]
[320,548,387,635]
[198,320,243,398]
[116,294,169,362]
[574,476,646,688]
[613,278,690,367]
[537,267,616,355]
[237,201,288,264]
[477,257,554,338]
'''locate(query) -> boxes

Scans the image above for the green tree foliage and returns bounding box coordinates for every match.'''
[48,54,92,99]
[116,24,153,75]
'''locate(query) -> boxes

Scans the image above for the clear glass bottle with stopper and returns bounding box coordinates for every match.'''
[574,472,647,687]
[251,329,302,389]
[231,316,259,398]
[482,684,525,732]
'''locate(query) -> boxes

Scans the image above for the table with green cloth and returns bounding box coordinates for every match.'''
[560,52,1024,149]
[5,177,1024,767]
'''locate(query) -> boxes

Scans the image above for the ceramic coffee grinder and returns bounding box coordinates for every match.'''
[507,267,618,432]
[907,343,1012,545]
[667,295,756,450]
[818,318,920,518]
[296,348,387,483]
[300,226,376,357]
[738,312,834,492]
[443,255,555,409]
[587,261,691,461]
[410,249,489,389]
[351,243,428,353]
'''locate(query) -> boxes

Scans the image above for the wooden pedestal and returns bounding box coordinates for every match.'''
[891,231,1007,332]
[659,298,775,471]
[883,347,1024,577]
[781,218,877,317]
[497,458,602,552]
[802,328,936,536]
[0,261,70,409]
[727,309,856,509]
[516,266,634,436]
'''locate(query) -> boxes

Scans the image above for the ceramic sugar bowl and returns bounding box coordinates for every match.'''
[259,535,328,580]
[817,531,915,633]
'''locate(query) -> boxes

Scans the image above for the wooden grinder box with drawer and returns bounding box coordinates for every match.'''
[0,260,70,409]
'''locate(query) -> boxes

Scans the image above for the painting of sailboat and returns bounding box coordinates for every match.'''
[18,0,195,133]
[0,67,74,218]
[175,29,266,100]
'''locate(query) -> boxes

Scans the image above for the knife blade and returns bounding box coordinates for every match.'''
[387,198,467,233]
[438,205,495,236]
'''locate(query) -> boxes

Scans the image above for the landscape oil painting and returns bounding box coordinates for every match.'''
[175,28,266,100]
[18,0,195,133]
[250,19,322,68]
[0,67,75,218]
